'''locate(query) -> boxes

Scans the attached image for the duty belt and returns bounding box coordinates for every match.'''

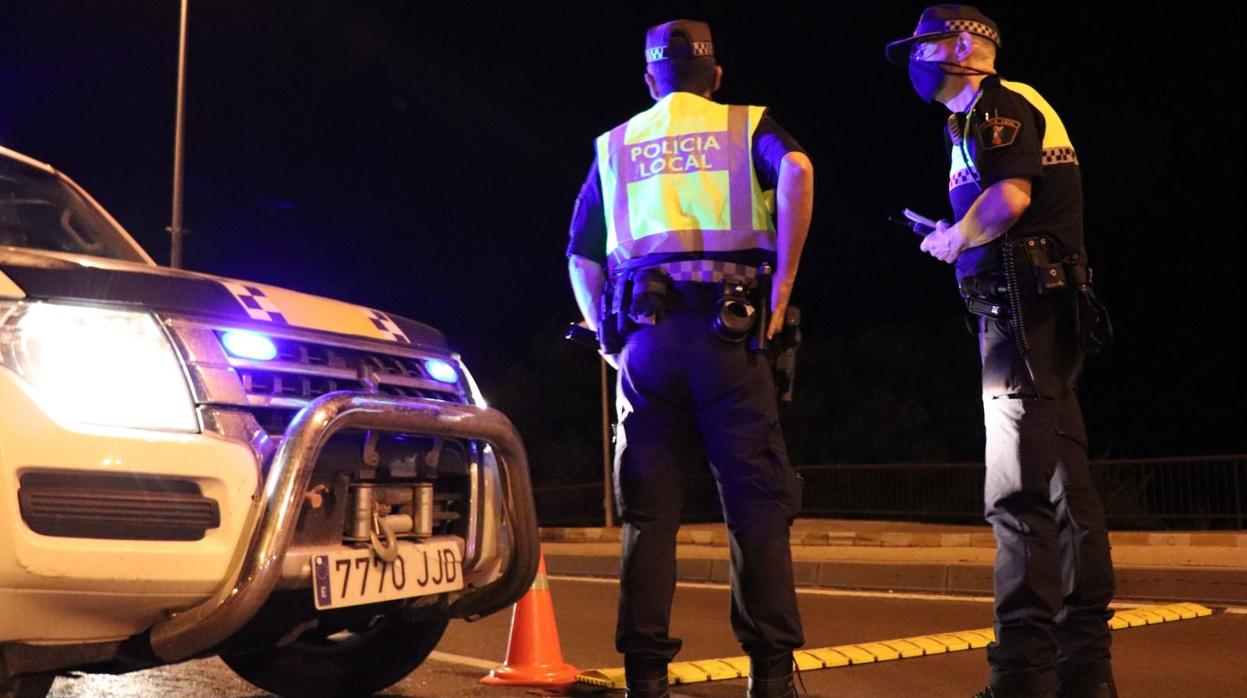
[652,260,759,283]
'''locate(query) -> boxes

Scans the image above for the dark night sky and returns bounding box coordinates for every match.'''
[0,2,1242,457]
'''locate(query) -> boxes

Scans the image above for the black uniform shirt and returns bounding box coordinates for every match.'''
[947,76,1086,284]
[566,107,805,267]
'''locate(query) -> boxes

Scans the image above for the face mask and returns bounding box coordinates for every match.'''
[908,60,996,103]
[908,60,949,103]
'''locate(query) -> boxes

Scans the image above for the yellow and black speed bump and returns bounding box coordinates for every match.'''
[575,603,1213,689]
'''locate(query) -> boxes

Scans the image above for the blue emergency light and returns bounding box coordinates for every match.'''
[425,359,459,384]
[221,330,278,361]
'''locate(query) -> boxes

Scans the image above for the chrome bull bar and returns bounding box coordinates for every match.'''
[149,392,539,663]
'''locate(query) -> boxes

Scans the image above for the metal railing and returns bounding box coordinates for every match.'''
[534,455,1247,530]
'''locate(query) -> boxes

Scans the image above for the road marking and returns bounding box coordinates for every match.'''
[551,575,1221,609]
[428,650,500,671]
[548,574,997,604]
[575,603,1215,689]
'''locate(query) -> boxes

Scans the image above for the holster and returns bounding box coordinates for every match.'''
[771,306,802,403]
[959,273,1008,320]
[1070,265,1114,355]
[598,266,672,354]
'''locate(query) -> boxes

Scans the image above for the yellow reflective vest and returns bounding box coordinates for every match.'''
[596,92,776,272]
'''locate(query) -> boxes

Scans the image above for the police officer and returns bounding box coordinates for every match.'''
[566,19,814,698]
[885,6,1116,698]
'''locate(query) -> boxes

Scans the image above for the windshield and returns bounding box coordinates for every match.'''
[0,156,147,263]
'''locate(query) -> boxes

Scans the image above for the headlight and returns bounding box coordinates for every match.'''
[0,302,198,432]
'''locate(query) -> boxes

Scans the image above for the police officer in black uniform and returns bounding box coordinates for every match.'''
[567,19,814,698]
[885,6,1117,698]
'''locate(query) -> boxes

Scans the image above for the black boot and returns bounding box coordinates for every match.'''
[624,656,670,698]
[1058,681,1117,698]
[625,675,670,698]
[748,674,796,698]
[748,653,796,698]
[973,687,1059,698]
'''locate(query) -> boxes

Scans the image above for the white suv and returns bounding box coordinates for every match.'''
[0,146,539,698]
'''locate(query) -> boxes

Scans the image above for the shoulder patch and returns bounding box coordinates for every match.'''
[979,117,1021,150]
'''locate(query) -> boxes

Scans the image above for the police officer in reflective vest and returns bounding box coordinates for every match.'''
[566,19,814,698]
[886,6,1117,698]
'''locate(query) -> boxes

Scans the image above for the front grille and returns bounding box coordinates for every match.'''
[165,317,471,436]
[235,366,459,402]
[260,337,435,382]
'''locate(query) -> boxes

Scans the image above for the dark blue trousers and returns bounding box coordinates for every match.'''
[612,287,804,669]
[980,293,1116,694]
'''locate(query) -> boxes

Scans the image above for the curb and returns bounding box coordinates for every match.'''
[540,528,1247,549]
[544,554,1247,606]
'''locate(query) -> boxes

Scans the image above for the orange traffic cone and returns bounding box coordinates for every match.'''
[480,550,580,689]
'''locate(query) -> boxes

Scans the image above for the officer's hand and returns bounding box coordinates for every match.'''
[919,219,969,264]
[767,301,787,340]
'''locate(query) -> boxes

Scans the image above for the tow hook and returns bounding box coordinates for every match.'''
[302,484,329,510]
[369,506,402,562]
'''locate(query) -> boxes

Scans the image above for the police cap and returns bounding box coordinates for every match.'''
[645,19,715,64]
[884,5,1001,65]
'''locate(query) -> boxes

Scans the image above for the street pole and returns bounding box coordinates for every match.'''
[600,357,615,527]
[168,0,190,269]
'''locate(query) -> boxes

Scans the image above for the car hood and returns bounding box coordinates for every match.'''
[0,247,447,351]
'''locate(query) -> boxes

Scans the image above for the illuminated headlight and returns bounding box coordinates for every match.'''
[0,303,198,432]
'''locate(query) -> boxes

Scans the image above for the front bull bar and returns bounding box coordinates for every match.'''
[149,392,540,663]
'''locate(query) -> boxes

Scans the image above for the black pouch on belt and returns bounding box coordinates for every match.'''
[627,267,671,326]
[1019,235,1069,294]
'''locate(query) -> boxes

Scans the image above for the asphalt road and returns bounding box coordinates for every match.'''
[46,578,1247,697]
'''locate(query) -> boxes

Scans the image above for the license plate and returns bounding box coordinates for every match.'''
[311,538,464,610]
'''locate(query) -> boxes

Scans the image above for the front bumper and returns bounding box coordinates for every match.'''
[0,373,538,657]
[148,391,539,662]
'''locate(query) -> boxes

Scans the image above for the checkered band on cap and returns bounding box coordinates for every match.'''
[655,260,758,283]
[944,19,1000,45]
[645,41,713,63]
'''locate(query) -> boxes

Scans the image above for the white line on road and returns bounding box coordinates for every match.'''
[547,575,1223,610]
[547,574,995,604]
[428,650,501,671]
